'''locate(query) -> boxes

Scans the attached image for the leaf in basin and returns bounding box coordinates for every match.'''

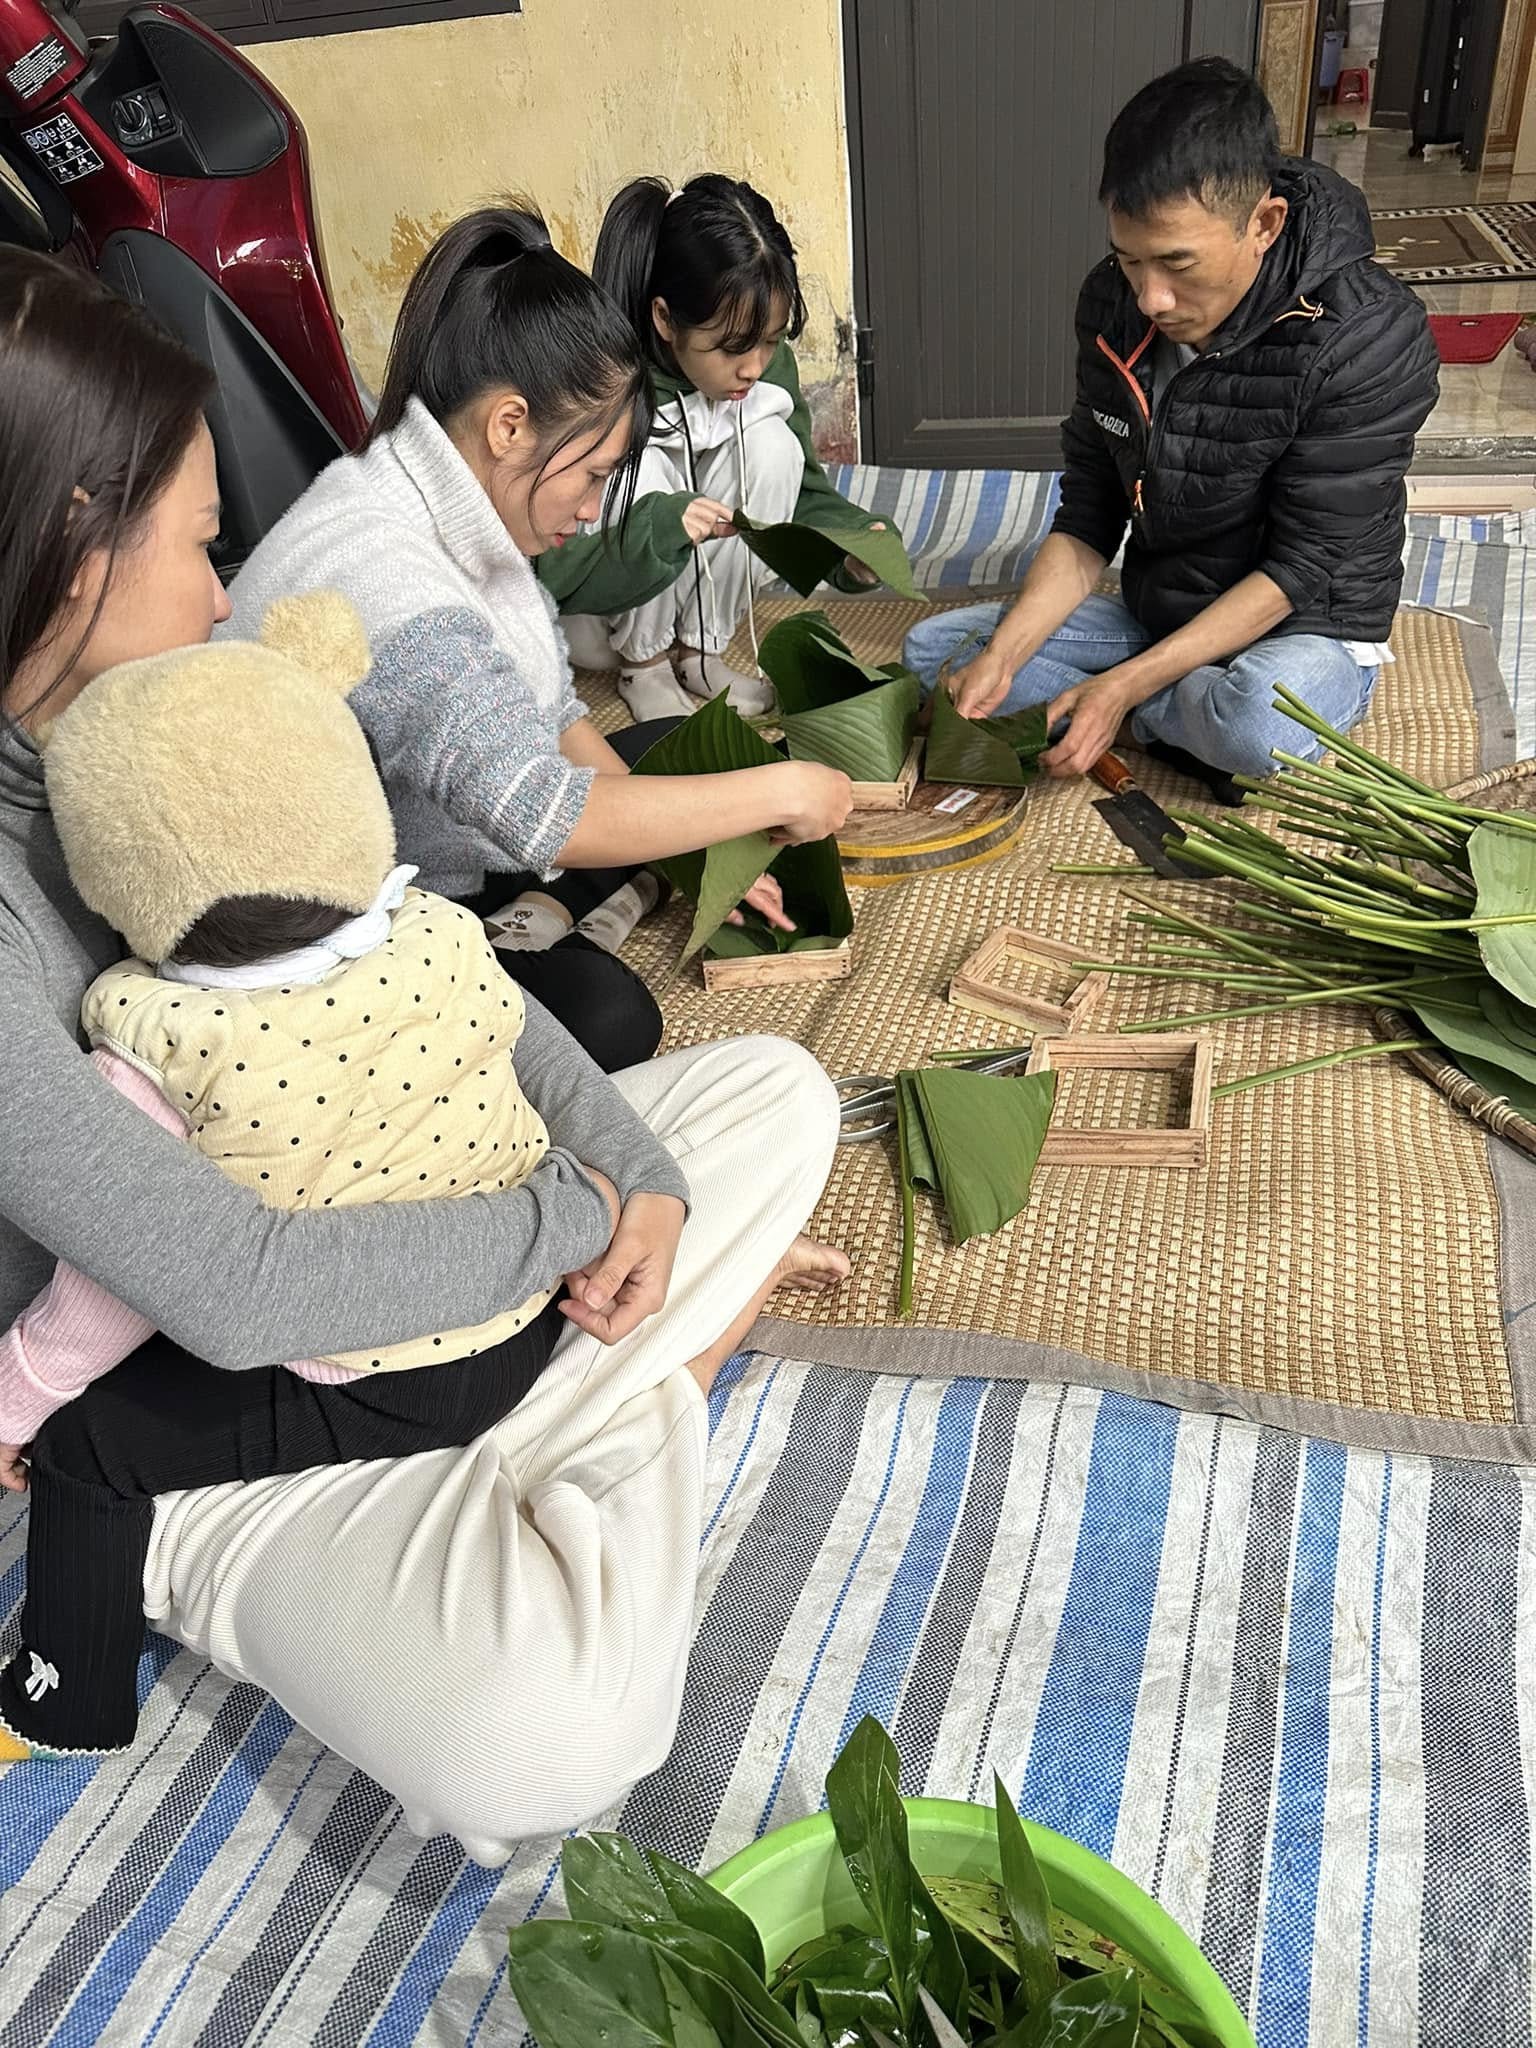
[562,1833,670,1931]
[505,1920,721,2048]
[824,1717,920,2030]
[778,671,921,783]
[777,1931,904,2042]
[734,509,918,599]
[644,1853,766,1977]
[926,1874,1018,1977]
[638,1922,806,2047]
[910,1068,1057,1245]
[915,1984,972,2048]
[758,609,891,714]
[1407,976,1536,1090]
[1470,820,1536,1007]
[999,1967,1141,2048]
[993,1776,1059,2014]
[630,695,784,958]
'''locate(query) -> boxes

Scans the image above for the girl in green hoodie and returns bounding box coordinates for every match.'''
[539,175,903,721]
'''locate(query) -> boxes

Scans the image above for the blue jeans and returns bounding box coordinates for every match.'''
[902,590,1379,781]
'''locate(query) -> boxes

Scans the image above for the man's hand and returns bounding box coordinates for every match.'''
[561,1191,687,1345]
[841,521,890,589]
[729,873,795,933]
[1039,674,1135,779]
[0,1443,29,1494]
[682,497,738,546]
[947,647,1017,721]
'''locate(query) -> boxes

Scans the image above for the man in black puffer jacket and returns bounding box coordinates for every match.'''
[905,58,1438,787]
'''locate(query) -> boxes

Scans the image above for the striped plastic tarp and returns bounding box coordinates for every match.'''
[2,1356,1530,2048]
[826,463,1536,755]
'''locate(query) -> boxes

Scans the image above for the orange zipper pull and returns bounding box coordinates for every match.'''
[1133,476,1145,518]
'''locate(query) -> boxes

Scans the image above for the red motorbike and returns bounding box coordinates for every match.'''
[0,0,366,568]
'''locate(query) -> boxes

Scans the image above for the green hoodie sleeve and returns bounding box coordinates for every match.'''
[534,490,696,616]
[772,343,906,594]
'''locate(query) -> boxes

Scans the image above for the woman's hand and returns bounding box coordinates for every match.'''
[841,521,889,588]
[0,1443,29,1493]
[737,874,795,932]
[681,497,738,547]
[561,1191,687,1345]
[766,761,854,845]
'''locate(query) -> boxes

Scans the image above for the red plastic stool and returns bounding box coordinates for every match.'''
[1337,67,1370,106]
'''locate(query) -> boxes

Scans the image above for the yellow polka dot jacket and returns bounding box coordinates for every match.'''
[82,890,554,1374]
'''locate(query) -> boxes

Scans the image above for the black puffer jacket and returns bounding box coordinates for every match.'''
[1052,159,1438,642]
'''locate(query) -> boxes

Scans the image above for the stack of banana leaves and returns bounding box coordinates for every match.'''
[1087,687,1536,1112]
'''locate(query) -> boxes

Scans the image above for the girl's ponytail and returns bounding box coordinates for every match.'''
[592,176,671,362]
[368,202,651,515]
[593,174,807,374]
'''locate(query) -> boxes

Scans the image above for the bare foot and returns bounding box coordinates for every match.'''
[770,1235,852,1294]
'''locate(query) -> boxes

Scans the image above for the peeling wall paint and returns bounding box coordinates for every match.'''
[254,1,858,453]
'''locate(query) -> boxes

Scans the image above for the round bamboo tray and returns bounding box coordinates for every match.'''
[836,779,1031,885]
[1372,756,1536,1159]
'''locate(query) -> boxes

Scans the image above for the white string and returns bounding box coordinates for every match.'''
[733,400,762,678]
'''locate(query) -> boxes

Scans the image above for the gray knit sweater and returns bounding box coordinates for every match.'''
[227,400,595,899]
[0,718,687,1367]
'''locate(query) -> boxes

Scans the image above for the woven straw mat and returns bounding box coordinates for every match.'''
[575,598,1510,1424]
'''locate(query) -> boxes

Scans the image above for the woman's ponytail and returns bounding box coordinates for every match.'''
[592,176,671,363]
[368,201,651,510]
[593,174,807,373]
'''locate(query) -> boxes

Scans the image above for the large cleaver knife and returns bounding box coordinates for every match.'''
[1088,751,1205,879]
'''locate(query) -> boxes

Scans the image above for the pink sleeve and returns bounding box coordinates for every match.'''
[0,1050,183,1444]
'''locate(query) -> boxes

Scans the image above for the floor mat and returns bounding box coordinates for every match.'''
[580,599,1536,1460]
[1372,202,1536,282]
[5,1357,1531,2048]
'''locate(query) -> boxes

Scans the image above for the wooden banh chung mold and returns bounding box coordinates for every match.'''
[1025,1034,1211,1168]
[949,925,1110,1036]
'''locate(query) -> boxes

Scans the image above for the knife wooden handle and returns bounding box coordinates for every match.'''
[1089,751,1137,797]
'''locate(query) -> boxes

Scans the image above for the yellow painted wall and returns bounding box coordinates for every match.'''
[253,1,857,446]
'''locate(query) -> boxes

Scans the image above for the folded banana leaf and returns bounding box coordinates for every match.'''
[895,1065,1056,1316]
[630,692,853,963]
[758,609,922,784]
[924,685,1050,789]
[734,508,917,599]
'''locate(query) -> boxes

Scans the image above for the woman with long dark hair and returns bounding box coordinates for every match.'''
[0,247,843,1843]
[228,204,853,1072]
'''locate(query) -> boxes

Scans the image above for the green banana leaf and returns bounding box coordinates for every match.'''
[1469,819,1536,1008]
[777,672,920,782]
[699,828,855,961]
[925,685,1050,789]
[908,1067,1058,1245]
[757,610,892,712]
[1406,975,1536,1091]
[734,508,917,599]
[757,609,922,783]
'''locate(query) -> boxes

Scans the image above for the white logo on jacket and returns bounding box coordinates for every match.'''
[1093,409,1131,440]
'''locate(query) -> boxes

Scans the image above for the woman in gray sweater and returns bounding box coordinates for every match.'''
[0,251,843,1844]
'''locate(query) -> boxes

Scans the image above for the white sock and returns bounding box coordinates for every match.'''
[618,663,697,722]
[484,899,571,953]
[678,651,775,717]
[575,873,661,955]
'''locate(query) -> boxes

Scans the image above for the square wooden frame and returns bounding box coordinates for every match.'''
[948,925,1110,1035]
[1026,1034,1212,1168]
[848,739,922,813]
[702,934,854,992]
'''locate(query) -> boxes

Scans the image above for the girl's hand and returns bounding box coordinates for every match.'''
[842,521,889,588]
[733,874,795,933]
[765,761,854,844]
[561,1192,687,1345]
[682,497,737,547]
[0,1443,29,1493]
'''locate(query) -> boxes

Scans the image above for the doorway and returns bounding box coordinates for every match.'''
[842,0,1260,468]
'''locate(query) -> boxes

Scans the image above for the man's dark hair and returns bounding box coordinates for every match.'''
[1100,57,1281,225]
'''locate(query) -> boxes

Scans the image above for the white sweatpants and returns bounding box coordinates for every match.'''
[141,1036,839,1864]
[591,416,806,663]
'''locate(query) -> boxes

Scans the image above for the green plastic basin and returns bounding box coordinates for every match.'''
[710,1796,1255,2047]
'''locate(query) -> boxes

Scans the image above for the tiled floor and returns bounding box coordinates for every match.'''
[1313,128,1536,456]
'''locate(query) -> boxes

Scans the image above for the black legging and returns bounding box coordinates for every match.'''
[461,719,680,1075]
[0,1299,564,1754]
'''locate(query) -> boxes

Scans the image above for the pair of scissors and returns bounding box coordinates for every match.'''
[835,1046,1033,1144]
